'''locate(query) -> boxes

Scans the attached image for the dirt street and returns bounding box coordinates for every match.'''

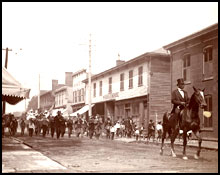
[15,135,218,173]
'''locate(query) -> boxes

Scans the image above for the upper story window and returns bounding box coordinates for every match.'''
[78,89,81,102]
[138,66,143,86]
[203,95,213,128]
[81,88,84,102]
[99,81,102,96]
[55,96,58,106]
[182,53,191,83]
[73,91,75,103]
[129,70,133,89]
[61,92,63,105]
[120,73,124,91]
[75,91,77,103]
[93,83,96,97]
[109,77,112,93]
[203,45,213,80]
[59,94,61,106]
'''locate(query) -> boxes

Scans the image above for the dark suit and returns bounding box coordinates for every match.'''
[171,89,189,114]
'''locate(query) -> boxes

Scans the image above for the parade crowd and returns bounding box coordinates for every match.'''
[2,110,164,142]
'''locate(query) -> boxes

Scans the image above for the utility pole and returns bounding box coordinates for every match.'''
[78,34,95,117]
[38,74,40,112]
[88,33,92,117]
[2,47,12,115]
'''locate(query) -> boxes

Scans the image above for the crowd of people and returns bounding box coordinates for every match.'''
[2,110,165,142]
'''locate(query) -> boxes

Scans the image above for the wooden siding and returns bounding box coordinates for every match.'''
[149,56,171,123]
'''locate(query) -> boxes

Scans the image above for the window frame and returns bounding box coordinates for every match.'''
[138,66,143,86]
[109,77,112,94]
[202,45,214,81]
[99,81,102,96]
[93,83,96,97]
[203,94,213,128]
[81,88,84,102]
[129,70,133,89]
[182,53,191,84]
[120,73,124,91]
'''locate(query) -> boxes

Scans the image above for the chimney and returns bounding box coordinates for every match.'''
[52,79,58,91]
[116,53,125,66]
[65,72,73,87]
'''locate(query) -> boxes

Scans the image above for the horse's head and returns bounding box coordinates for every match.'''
[192,86,207,109]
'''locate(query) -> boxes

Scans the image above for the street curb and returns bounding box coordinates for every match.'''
[11,137,33,148]
[11,136,218,151]
[117,139,218,151]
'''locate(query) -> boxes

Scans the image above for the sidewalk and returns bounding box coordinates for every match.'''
[114,137,218,151]
[2,137,69,173]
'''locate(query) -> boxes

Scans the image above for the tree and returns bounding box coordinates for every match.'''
[27,95,38,112]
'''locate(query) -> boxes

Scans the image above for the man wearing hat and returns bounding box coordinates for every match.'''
[171,78,190,128]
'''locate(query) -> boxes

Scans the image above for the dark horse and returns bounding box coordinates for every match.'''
[160,86,207,160]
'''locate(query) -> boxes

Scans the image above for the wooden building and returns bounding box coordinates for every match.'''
[83,49,171,127]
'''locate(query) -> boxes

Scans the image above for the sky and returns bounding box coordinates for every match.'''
[2,2,218,113]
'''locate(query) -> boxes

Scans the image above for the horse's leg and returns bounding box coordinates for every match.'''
[193,130,202,159]
[160,128,166,155]
[170,128,178,157]
[182,129,188,160]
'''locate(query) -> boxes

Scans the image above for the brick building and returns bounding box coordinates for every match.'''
[163,23,218,139]
[40,80,65,112]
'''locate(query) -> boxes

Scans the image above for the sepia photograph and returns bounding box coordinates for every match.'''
[2,2,218,173]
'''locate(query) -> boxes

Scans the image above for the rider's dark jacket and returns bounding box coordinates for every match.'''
[171,89,189,114]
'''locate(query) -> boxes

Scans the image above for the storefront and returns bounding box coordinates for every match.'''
[115,95,148,127]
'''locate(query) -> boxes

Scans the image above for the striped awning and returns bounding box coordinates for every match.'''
[2,67,31,105]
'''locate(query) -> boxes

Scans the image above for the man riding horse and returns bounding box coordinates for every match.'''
[171,78,190,129]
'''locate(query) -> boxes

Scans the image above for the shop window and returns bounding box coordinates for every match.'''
[132,102,139,116]
[203,46,213,80]
[203,95,213,128]
[182,53,191,83]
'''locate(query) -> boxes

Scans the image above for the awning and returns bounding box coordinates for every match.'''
[70,104,94,117]
[2,67,31,105]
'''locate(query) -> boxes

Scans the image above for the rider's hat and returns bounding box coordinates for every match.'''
[177,78,185,86]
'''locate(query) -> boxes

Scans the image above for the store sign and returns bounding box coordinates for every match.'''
[103,92,119,100]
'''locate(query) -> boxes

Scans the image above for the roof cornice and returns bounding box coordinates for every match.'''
[163,23,218,50]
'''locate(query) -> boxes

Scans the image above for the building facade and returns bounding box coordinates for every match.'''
[71,69,87,113]
[83,50,171,127]
[40,80,65,112]
[163,23,218,139]
[54,85,73,115]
